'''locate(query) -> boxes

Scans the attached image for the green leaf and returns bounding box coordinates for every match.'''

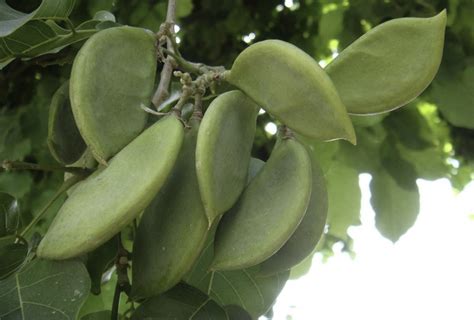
[0,19,117,69]
[0,171,34,199]
[0,0,75,37]
[0,192,20,237]
[184,233,289,319]
[0,258,91,319]
[80,310,111,320]
[370,154,420,242]
[132,283,229,320]
[431,64,474,129]
[325,159,361,240]
[0,236,28,279]
[326,11,447,114]
[176,0,194,18]
[224,305,252,320]
[85,238,116,295]
[47,81,87,165]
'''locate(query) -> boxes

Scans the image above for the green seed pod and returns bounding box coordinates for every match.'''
[70,26,157,164]
[47,81,86,165]
[64,148,98,196]
[227,40,356,144]
[37,115,184,260]
[211,138,312,270]
[196,90,258,225]
[325,10,446,115]
[259,152,328,275]
[132,121,208,299]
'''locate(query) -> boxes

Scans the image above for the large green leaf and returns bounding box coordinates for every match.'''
[0,192,20,237]
[326,11,446,114]
[0,236,28,279]
[184,234,289,319]
[0,258,91,319]
[132,283,229,320]
[0,19,118,69]
[0,0,75,37]
[325,159,361,240]
[370,154,420,242]
[431,64,474,129]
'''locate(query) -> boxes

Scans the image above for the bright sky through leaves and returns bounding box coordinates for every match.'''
[268,176,474,319]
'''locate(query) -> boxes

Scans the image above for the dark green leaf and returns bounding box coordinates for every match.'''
[431,64,474,129]
[0,258,91,319]
[224,305,252,320]
[132,283,229,320]
[370,154,420,242]
[0,192,20,236]
[47,81,87,165]
[80,310,111,320]
[0,236,28,279]
[85,238,116,295]
[0,0,75,37]
[0,19,119,69]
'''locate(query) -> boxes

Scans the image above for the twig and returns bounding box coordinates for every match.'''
[152,0,177,109]
[2,160,91,176]
[111,233,131,320]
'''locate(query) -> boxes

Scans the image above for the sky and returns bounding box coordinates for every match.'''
[268,175,474,320]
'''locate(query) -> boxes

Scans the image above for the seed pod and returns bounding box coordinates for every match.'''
[64,148,98,196]
[211,138,312,270]
[132,121,208,299]
[259,152,328,275]
[70,26,157,164]
[37,115,184,259]
[227,40,355,144]
[196,90,258,225]
[325,10,446,114]
[47,81,86,165]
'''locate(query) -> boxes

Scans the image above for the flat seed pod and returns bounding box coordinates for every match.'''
[47,81,86,165]
[64,148,98,196]
[70,26,157,164]
[196,90,258,225]
[227,40,356,144]
[132,122,208,299]
[37,115,184,260]
[259,153,328,275]
[211,138,312,271]
[325,10,446,115]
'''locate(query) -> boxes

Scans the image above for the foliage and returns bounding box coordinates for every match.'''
[0,0,472,319]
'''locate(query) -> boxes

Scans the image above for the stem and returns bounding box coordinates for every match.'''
[111,282,121,320]
[111,234,131,320]
[162,48,226,75]
[20,175,83,237]
[152,0,177,109]
[2,160,90,176]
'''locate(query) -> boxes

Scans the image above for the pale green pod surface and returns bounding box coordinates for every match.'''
[211,138,312,270]
[70,26,157,163]
[326,10,447,115]
[247,157,265,183]
[47,81,86,165]
[196,90,258,225]
[64,148,98,195]
[37,115,184,259]
[131,123,208,299]
[259,153,328,276]
[228,40,356,144]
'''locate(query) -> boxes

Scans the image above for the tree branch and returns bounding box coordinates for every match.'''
[152,0,177,109]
